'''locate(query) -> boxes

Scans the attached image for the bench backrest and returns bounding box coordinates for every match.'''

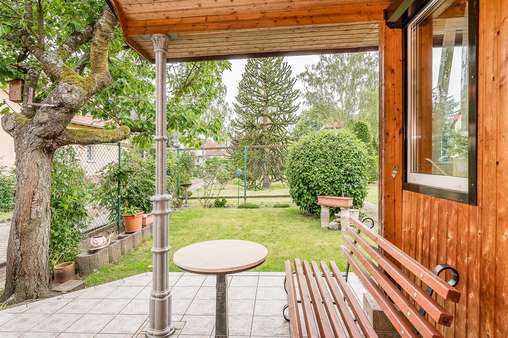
[343,217,461,338]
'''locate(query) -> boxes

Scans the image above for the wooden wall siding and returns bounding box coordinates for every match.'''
[380,23,404,248]
[384,1,508,337]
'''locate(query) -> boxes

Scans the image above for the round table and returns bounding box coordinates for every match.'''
[173,240,268,338]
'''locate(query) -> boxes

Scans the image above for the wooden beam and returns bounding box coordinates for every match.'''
[385,0,418,27]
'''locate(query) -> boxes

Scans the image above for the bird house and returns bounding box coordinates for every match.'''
[8,79,24,103]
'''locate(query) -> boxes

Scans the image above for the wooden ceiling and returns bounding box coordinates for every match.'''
[109,0,394,62]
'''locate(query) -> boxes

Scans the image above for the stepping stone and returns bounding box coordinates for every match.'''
[51,279,85,293]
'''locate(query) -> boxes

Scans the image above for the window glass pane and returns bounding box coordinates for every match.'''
[408,0,469,182]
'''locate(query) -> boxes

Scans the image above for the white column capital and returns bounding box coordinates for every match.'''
[152,34,168,53]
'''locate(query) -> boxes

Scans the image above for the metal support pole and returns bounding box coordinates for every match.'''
[243,146,248,204]
[175,148,180,203]
[147,33,175,338]
[215,273,228,338]
[116,142,122,233]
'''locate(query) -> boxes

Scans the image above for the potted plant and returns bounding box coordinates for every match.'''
[142,213,153,226]
[53,260,76,284]
[123,206,143,233]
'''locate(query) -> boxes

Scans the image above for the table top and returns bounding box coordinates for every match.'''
[173,240,268,274]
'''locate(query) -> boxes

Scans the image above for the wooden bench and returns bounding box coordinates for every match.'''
[283,217,460,338]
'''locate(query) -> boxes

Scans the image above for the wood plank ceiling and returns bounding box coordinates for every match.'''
[108,0,393,62]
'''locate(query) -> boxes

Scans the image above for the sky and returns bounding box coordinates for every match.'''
[222,55,321,111]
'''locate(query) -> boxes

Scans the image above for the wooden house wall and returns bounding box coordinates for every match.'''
[381,1,508,337]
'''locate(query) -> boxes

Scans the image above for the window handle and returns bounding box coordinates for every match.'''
[391,166,399,178]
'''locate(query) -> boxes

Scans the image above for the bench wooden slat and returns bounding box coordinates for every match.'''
[346,227,454,326]
[341,247,420,338]
[350,217,460,303]
[302,261,341,338]
[344,240,443,338]
[309,261,352,338]
[285,261,302,337]
[323,261,378,338]
[294,258,320,338]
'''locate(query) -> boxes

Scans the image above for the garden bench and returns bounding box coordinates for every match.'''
[283,217,460,338]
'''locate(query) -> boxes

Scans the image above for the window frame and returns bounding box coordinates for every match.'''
[403,0,479,205]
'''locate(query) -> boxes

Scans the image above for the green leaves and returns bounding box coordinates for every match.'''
[286,130,370,214]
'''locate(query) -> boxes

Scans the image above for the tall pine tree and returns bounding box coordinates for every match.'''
[231,57,299,189]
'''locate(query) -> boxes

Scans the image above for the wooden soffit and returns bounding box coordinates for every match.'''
[108,0,393,62]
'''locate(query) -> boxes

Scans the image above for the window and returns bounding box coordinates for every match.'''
[406,0,477,204]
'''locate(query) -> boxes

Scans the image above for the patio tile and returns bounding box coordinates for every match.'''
[64,314,114,333]
[77,286,116,299]
[230,275,259,287]
[121,273,152,287]
[20,333,58,338]
[3,304,29,314]
[228,315,253,336]
[101,314,146,334]
[0,313,47,332]
[25,298,72,314]
[57,333,94,338]
[179,315,214,336]
[31,313,82,332]
[120,299,149,315]
[175,275,206,287]
[0,312,16,325]
[194,286,216,300]
[96,334,134,338]
[135,286,152,300]
[172,298,193,315]
[254,299,287,317]
[229,287,257,300]
[258,275,285,287]
[251,316,289,337]
[256,287,286,300]
[89,299,131,314]
[229,299,255,316]
[186,299,215,316]
[57,298,101,314]
[0,333,22,338]
[171,286,200,299]
[105,286,144,299]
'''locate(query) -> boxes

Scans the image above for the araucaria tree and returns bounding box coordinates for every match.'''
[0,1,228,302]
[231,57,299,189]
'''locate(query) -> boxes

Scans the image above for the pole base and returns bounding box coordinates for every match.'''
[145,326,176,338]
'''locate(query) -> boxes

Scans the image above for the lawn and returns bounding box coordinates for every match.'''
[84,207,346,286]
[0,211,12,222]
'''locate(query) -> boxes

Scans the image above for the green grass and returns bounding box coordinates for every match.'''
[0,211,12,222]
[84,207,346,287]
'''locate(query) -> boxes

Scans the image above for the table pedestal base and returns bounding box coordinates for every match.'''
[215,273,228,338]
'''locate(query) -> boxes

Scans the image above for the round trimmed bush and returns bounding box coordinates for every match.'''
[286,130,369,215]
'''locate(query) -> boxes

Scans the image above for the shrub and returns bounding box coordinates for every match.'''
[286,130,369,215]
[238,202,259,209]
[98,150,155,217]
[50,148,91,267]
[348,120,378,183]
[0,167,15,212]
[199,157,233,208]
[213,198,227,208]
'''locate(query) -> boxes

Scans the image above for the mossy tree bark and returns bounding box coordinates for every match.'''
[0,7,129,303]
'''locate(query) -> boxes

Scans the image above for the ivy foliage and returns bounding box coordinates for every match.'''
[286,130,369,215]
[50,148,91,266]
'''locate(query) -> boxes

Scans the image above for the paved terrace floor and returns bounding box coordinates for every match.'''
[0,271,366,338]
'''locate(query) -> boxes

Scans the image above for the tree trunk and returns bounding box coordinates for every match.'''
[262,175,271,189]
[2,131,54,302]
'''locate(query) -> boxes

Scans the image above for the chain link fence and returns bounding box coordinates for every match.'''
[174,144,292,208]
[69,143,121,233]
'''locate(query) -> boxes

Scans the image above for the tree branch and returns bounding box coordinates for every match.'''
[58,24,95,61]
[56,125,130,146]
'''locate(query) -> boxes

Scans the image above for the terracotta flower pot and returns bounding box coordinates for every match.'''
[53,261,76,284]
[123,213,143,233]
[142,213,154,227]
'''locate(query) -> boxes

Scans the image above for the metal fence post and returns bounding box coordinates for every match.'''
[243,145,248,204]
[116,142,122,233]
[175,148,180,203]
